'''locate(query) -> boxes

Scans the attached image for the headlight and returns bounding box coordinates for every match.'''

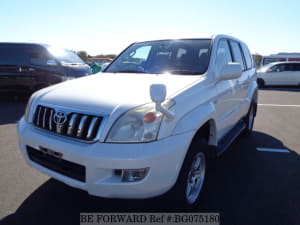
[24,92,38,122]
[106,103,164,143]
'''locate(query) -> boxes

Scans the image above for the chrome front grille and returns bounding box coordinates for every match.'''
[33,105,103,142]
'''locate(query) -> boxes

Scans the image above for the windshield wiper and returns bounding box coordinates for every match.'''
[167,70,202,75]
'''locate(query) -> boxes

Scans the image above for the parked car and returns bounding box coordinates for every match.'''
[17,35,257,207]
[87,58,113,74]
[257,61,300,87]
[0,43,92,95]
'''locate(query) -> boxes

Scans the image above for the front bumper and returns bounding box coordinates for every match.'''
[17,117,193,199]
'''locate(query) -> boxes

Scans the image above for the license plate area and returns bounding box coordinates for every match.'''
[26,146,86,182]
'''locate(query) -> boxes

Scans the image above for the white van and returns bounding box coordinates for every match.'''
[260,53,300,67]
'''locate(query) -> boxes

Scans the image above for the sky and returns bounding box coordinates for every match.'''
[1,0,300,56]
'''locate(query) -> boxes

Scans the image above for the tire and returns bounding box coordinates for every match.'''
[242,103,255,136]
[257,79,265,88]
[171,138,208,207]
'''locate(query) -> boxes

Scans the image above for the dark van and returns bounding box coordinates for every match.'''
[0,43,92,95]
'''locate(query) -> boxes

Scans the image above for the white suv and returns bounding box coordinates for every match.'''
[257,61,300,87]
[17,34,257,206]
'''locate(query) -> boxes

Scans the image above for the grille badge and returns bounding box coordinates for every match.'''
[53,111,67,126]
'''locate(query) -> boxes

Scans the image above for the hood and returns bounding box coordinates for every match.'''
[39,73,201,114]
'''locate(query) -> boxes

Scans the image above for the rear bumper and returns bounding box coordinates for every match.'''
[17,117,193,199]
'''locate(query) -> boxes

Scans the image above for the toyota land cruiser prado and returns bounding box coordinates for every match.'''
[17,34,257,206]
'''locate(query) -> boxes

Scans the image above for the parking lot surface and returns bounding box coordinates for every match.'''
[0,89,300,225]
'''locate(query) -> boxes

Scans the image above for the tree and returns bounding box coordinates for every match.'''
[77,51,88,62]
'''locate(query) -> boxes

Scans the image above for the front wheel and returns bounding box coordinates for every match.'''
[171,138,208,207]
[242,103,255,136]
[185,151,206,205]
[257,79,265,88]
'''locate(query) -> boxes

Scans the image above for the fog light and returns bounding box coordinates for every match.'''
[120,168,149,182]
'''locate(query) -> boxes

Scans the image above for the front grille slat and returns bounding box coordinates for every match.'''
[42,107,47,128]
[36,106,42,126]
[33,105,103,142]
[86,117,99,140]
[77,115,88,138]
[67,114,78,136]
[49,109,53,131]
[56,123,63,134]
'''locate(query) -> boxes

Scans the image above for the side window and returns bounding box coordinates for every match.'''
[270,64,285,72]
[241,43,253,69]
[216,39,232,73]
[229,41,246,70]
[285,63,300,71]
[28,47,52,66]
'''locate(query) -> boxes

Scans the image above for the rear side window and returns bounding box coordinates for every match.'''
[0,46,27,65]
[286,63,300,71]
[229,41,245,70]
[241,43,253,69]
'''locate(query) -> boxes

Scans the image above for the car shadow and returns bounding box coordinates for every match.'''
[0,97,27,125]
[1,131,299,225]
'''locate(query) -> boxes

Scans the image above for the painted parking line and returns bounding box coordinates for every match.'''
[258,104,300,107]
[256,147,290,153]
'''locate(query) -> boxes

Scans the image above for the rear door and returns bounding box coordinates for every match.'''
[285,63,300,85]
[292,63,300,85]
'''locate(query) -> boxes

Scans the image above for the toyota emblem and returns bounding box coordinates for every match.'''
[53,111,67,125]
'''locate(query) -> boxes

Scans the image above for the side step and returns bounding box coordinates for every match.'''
[217,120,246,156]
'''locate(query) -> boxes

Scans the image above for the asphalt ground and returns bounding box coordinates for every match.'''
[0,88,299,225]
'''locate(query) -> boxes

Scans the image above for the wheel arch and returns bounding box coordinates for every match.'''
[172,102,218,147]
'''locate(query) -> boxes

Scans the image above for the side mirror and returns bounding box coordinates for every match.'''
[150,84,166,103]
[150,84,174,120]
[46,59,57,66]
[219,63,242,81]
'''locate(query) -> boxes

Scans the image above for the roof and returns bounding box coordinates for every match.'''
[134,34,245,45]
[265,61,300,67]
[0,42,49,48]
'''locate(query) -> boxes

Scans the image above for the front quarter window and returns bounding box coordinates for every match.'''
[104,39,211,75]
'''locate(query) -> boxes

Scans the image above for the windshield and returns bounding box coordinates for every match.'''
[104,39,211,75]
[47,47,84,65]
